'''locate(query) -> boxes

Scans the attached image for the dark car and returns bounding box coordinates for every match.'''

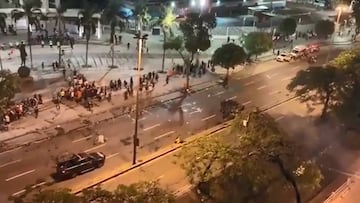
[56,152,106,179]
[220,99,244,120]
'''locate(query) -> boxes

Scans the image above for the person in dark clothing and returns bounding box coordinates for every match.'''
[127,42,130,50]
[165,75,169,84]
[34,106,39,118]
[117,79,122,90]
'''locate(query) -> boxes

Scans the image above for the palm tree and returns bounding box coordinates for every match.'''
[102,0,126,43]
[11,0,43,69]
[54,4,67,68]
[134,0,151,30]
[78,1,99,67]
[159,6,177,73]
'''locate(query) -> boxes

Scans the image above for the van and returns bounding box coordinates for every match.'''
[290,45,308,58]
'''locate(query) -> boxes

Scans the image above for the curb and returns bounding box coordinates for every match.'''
[0,80,219,152]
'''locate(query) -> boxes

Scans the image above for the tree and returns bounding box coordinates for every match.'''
[78,0,99,67]
[159,6,177,73]
[211,43,247,86]
[11,0,43,69]
[113,181,175,203]
[278,17,297,36]
[31,188,82,203]
[134,0,151,30]
[315,19,335,38]
[287,65,341,119]
[52,2,68,68]
[0,12,7,34]
[178,11,216,89]
[353,0,360,33]
[0,70,19,112]
[81,186,114,203]
[102,0,125,43]
[243,32,272,59]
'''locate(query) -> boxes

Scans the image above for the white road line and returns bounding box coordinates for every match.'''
[266,74,271,79]
[143,123,161,131]
[189,110,200,115]
[5,169,36,182]
[257,85,267,90]
[214,91,225,96]
[202,114,216,121]
[0,159,21,169]
[157,175,165,179]
[227,96,237,100]
[275,116,285,121]
[242,101,252,106]
[244,81,255,86]
[281,76,292,81]
[0,147,22,156]
[175,184,192,196]
[269,90,279,95]
[72,135,93,143]
[154,131,175,140]
[127,114,135,121]
[12,181,46,196]
[106,153,119,159]
[84,144,107,153]
[180,103,192,108]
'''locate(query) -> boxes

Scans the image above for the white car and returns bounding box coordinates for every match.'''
[276,53,291,62]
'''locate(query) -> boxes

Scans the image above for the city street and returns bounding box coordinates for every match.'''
[0,45,345,202]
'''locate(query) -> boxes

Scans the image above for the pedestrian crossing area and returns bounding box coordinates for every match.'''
[63,54,137,69]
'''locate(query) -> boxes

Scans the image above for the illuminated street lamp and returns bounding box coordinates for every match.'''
[216,0,221,6]
[200,0,206,9]
[190,0,196,7]
[132,30,148,165]
[171,1,176,8]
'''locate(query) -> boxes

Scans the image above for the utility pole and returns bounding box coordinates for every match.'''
[132,19,148,165]
[0,50,3,70]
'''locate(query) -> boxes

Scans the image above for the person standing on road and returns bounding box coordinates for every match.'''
[127,42,130,50]
[165,75,169,85]
[34,105,39,118]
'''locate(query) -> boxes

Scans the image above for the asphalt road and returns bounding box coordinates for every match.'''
[0,45,345,201]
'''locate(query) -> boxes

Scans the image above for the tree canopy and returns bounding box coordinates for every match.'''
[353,0,360,32]
[278,17,297,36]
[287,65,341,118]
[243,32,272,57]
[315,19,335,38]
[0,70,19,113]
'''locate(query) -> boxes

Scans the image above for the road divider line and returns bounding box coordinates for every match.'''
[242,101,252,106]
[269,90,279,95]
[106,153,119,159]
[155,131,175,140]
[227,96,237,101]
[257,85,267,90]
[143,124,161,131]
[84,144,107,153]
[12,181,46,196]
[244,81,255,86]
[281,76,292,81]
[275,116,285,121]
[0,146,22,156]
[202,114,216,121]
[180,103,191,108]
[5,169,36,182]
[0,159,22,169]
[72,135,93,143]
[266,74,271,79]
[214,91,225,96]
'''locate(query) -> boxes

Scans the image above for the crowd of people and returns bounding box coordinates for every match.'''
[1,94,43,130]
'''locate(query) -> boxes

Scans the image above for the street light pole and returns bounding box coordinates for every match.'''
[0,51,3,70]
[132,28,148,165]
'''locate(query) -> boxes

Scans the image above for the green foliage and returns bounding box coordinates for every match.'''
[0,70,19,112]
[11,0,42,26]
[179,11,216,59]
[243,32,273,57]
[287,66,341,118]
[78,0,99,41]
[163,36,183,51]
[212,43,247,70]
[32,188,82,203]
[315,20,335,38]
[102,0,125,42]
[159,6,177,34]
[278,17,297,36]
[17,66,30,78]
[0,13,6,30]
[82,187,114,202]
[353,0,360,30]
[134,0,152,28]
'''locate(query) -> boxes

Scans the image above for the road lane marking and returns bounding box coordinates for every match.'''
[175,184,192,196]
[12,181,47,196]
[202,114,216,121]
[244,81,255,86]
[266,74,271,79]
[180,103,192,108]
[72,135,93,143]
[154,131,175,140]
[214,91,225,96]
[189,110,201,114]
[143,123,161,131]
[84,144,107,153]
[0,159,22,169]
[127,114,135,121]
[281,76,292,81]
[257,85,267,90]
[157,175,165,179]
[5,169,36,182]
[106,153,119,159]
[0,147,22,156]
[242,101,252,106]
[227,96,237,100]
[269,90,279,95]
[275,116,285,121]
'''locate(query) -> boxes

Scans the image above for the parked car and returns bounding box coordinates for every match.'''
[276,53,292,62]
[290,45,308,59]
[307,44,320,53]
[55,152,105,179]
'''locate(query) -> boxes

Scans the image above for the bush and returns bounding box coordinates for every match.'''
[17,66,30,78]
